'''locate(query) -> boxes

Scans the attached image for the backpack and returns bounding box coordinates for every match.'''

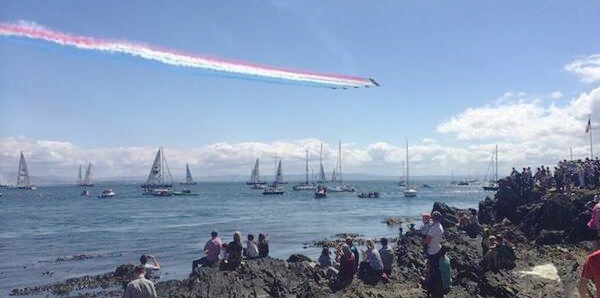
[439,255,452,291]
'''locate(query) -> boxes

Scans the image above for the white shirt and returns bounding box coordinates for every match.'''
[426,221,444,255]
[246,241,259,258]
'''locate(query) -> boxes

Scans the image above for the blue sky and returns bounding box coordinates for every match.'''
[1,1,600,179]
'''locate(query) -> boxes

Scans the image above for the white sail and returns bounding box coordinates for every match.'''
[145,147,173,187]
[82,163,93,186]
[331,167,337,182]
[318,143,327,183]
[16,152,33,188]
[77,165,83,185]
[251,158,260,184]
[185,164,194,184]
[275,160,284,184]
[305,150,309,185]
[404,138,417,197]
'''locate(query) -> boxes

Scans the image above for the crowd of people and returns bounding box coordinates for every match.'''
[509,157,600,193]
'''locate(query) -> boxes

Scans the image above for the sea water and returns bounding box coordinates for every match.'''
[0,180,489,295]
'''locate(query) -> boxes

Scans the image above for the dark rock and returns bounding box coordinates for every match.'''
[287,254,312,263]
[535,230,565,245]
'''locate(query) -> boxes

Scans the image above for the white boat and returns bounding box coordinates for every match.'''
[151,188,173,197]
[403,138,417,197]
[483,145,500,191]
[263,185,285,195]
[81,189,91,197]
[98,189,115,198]
[317,143,327,184]
[15,152,35,190]
[180,163,197,185]
[293,150,315,191]
[80,163,94,187]
[141,147,174,194]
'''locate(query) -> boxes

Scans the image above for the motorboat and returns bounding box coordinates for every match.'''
[98,189,115,198]
[81,189,91,197]
[314,185,327,198]
[357,191,380,198]
[173,188,199,196]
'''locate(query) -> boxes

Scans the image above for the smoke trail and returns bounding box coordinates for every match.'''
[0,21,378,89]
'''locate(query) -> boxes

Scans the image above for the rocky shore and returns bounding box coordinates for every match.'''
[11,179,597,297]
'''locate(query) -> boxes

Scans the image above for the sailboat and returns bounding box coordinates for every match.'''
[328,141,356,193]
[483,145,500,191]
[403,138,417,197]
[294,150,316,191]
[247,158,267,186]
[317,143,327,184]
[180,163,197,185]
[14,152,35,190]
[79,163,94,187]
[141,147,174,196]
[263,160,285,195]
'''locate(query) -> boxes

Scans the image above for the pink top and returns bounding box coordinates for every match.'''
[204,237,222,262]
[588,202,600,230]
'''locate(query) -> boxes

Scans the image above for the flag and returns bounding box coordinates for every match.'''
[586,118,592,133]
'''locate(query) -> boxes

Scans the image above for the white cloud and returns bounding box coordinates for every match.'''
[0,136,546,183]
[565,54,600,83]
[550,91,563,100]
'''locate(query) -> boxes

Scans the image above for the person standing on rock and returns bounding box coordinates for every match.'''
[579,249,600,298]
[379,238,394,276]
[345,237,360,273]
[123,265,157,298]
[423,211,445,297]
[192,231,222,271]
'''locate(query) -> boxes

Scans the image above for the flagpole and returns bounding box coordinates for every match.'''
[590,114,594,160]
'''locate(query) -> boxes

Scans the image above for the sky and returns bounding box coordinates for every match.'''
[1,1,600,182]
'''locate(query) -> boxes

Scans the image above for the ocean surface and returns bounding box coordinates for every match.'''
[0,180,491,296]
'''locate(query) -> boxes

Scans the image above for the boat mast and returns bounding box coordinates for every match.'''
[405,138,409,187]
[495,145,498,182]
[305,150,309,185]
[339,141,342,183]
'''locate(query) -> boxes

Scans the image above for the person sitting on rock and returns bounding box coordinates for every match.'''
[333,244,356,290]
[245,234,259,259]
[123,265,157,298]
[359,239,384,283]
[139,254,160,282]
[345,237,360,273]
[482,236,498,271]
[495,234,516,270]
[579,249,600,298]
[192,231,222,271]
[318,247,333,267]
[379,238,394,276]
[223,231,243,270]
[258,233,269,258]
